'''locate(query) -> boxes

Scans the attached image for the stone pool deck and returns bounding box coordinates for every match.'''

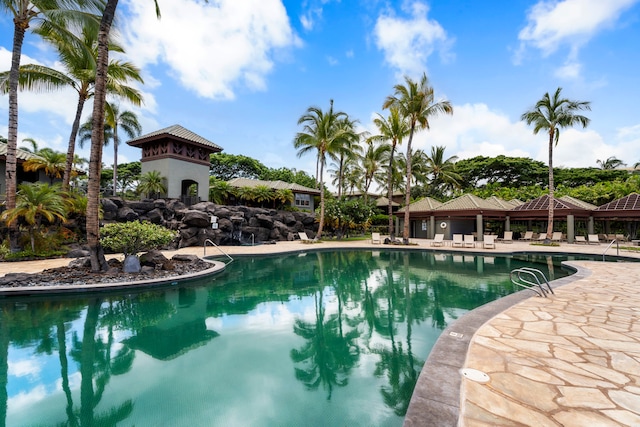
[2,238,640,426]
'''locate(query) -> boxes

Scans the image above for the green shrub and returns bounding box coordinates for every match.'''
[3,248,68,261]
[101,221,176,256]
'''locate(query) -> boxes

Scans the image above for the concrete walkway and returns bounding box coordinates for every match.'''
[2,238,640,426]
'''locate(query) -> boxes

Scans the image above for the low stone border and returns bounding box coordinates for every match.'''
[0,259,227,297]
[403,261,592,426]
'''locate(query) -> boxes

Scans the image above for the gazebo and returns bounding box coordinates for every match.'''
[127,124,223,204]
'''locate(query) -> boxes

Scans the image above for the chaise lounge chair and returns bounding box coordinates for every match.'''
[483,235,496,249]
[464,234,475,248]
[452,234,463,248]
[536,233,547,242]
[588,234,600,245]
[298,232,311,242]
[431,233,444,247]
[371,232,381,244]
[502,231,513,244]
[574,236,587,244]
[519,231,533,241]
[551,232,563,242]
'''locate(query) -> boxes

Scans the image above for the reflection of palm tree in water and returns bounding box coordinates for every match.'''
[0,307,10,427]
[70,298,134,426]
[290,252,360,400]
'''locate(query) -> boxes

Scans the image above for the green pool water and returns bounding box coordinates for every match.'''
[0,250,577,427]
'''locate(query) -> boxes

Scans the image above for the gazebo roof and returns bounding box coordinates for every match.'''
[435,194,501,211]
[511,194,586,211]
[486,196,521,209]
[227,177,321,194]
[375,196,400,207]
[559,195,598,210]
[127,124,223,151]
[400,197,443,212]
[595,193,640,212]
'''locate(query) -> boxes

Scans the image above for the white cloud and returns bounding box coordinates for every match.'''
[373,1,453,78]
[121,0,301,100]
[9,358,41,378]
[516,0,639,77]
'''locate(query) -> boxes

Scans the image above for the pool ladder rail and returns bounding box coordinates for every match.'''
[203,239,234,264]
[509,267,555,297]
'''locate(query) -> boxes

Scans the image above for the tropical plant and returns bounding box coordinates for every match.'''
[369,107,409,240]
[274,188,294,208]
[251,185,274,207]
[0,183,67,252]
[521,87,590,237]
[104,102,142,195]
[100,221,175,257]
[596,156,626,170]
[22,148,68,184]
[383,73,453,244]
[136,170,166,199]
[1,0,100,251]
[209,177,235,204]
[361,140,390,202]
[294,100,356,240]
[329,116,363,198]
[422,146,461,197]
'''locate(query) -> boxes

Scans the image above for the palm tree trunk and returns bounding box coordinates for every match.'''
[547,130,555,237]
[6,24,27,252]
[403,126,415,244]
[87,0,118,272]
[0,308,10,427]
[113,127,118,196]
[63,96,87,191]
[316,155,325,240]
[388,142,396,240]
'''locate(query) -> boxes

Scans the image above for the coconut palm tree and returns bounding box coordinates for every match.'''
[329,117,363,199]
[361,140,390,202]
[85,0,160,271]
[596,156,625,170]
[1,0,100,251]
[105,102,142,196]
[0,182,67,252]
[369,107,409,240]
[136,170,166,199]
[383,73,453,244]
[294,100,356,240]
[423,146,461,197]
[521,87,590,237]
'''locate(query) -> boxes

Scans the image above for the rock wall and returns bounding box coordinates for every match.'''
[101,198,318,248]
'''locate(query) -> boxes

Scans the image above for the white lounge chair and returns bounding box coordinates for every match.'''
[431,233,444,247]
[371,232,381,244]
[588,234,600,245]
[502,231,513,244]
[520,231,533,241]
[464,234,475,248]
[298,232,311,242]
[536,233,547,241]
[551,232,563,242]
[452,234,463,248]
[574,236,587,244]
[483,235,496,249]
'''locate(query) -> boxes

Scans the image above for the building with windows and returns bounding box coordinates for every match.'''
[227,177,320,211]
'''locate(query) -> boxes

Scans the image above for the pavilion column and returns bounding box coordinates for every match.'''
[476,214,484,242]
[567,214,575,243]
[588,216,594,234]
[430,216,435,239]
[505,216,511,232]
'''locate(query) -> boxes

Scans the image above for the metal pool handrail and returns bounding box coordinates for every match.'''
[203,239,234,264]
[510,267,553,297]
[602,239,619,261]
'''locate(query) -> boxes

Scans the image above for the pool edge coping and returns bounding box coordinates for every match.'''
[402,260,593,427]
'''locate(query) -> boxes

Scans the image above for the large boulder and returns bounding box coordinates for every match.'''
[145,208,164,224]
[117,206,139,222]
[101,198,118,220]
[128,201,155,214]
[182,210,211,228]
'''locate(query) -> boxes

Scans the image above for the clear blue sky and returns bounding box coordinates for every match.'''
[1,0,640,186]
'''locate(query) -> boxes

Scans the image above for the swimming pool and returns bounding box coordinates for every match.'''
[0,250,577,426]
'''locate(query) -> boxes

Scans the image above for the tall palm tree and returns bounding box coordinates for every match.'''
[596,156,625,170]
[369,107,409,240]
[383,73,453,244]
[0,25,144,191]
[1,0,100,251]
[85,0,160,271]
[329,117,363,199]
[294,100,355,240]
[423,146,461,197]
[521,87,590,237]
[0,182,67,252]
[361,140,390,202]
[105,102,142,195]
